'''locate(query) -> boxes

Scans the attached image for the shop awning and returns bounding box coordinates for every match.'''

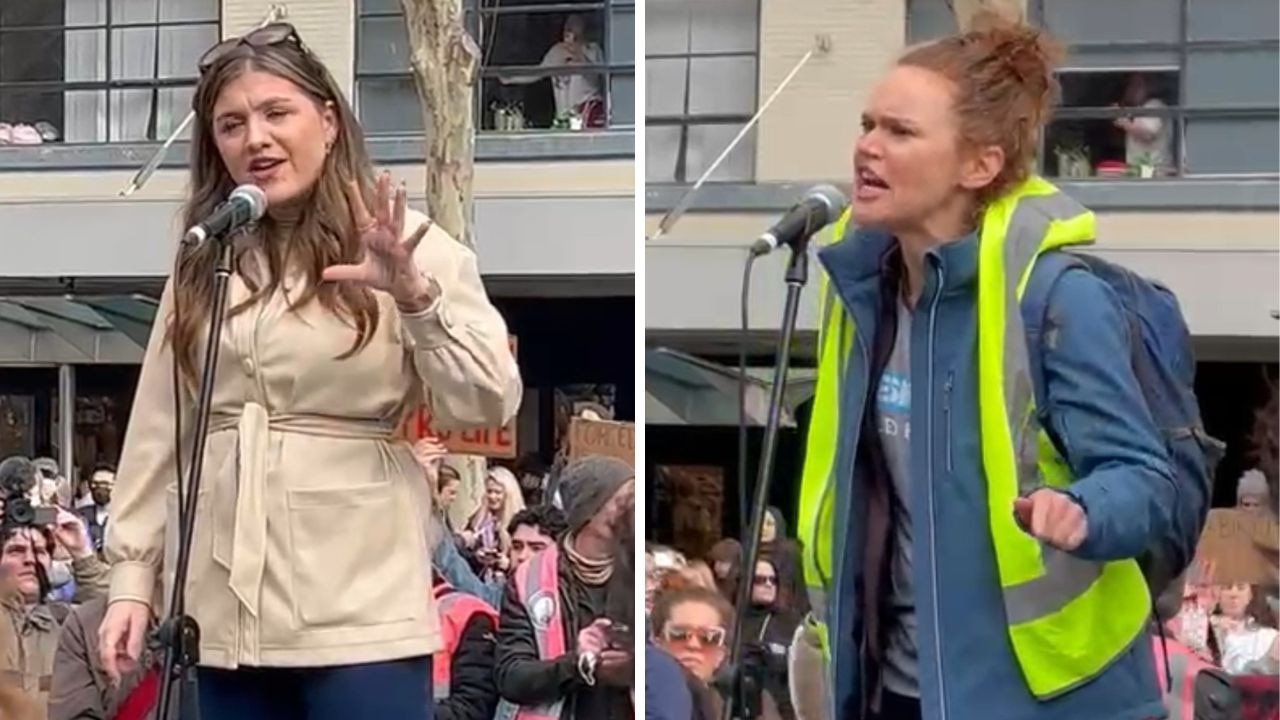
[646,347,799,427]
[0,295,158,365]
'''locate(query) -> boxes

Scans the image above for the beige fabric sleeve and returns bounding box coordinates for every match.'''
[104,280,191,607]
[397,211,523,430]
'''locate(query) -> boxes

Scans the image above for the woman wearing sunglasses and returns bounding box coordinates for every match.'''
[651,586,784,720]
[96,23,521,720]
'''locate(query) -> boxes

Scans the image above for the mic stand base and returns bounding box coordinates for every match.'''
[720,244,810,720]
[154,238,234,719]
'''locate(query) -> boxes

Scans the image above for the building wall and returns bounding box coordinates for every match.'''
[645,0,1279,348]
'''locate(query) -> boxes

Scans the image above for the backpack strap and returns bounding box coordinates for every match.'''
[1021,251,1088,434]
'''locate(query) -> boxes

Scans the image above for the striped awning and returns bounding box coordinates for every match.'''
[0,295,158,365]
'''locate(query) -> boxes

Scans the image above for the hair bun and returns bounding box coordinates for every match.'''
[967,10,1063,119]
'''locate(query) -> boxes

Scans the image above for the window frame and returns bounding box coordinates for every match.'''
[643,0,764,185]
[1031,0,1280,179]
[0,2,220,145]
[353,0,636,145]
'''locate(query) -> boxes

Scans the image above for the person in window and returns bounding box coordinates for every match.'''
[499,15,605,129]
[94,22,521,720]
[1113,73,1174,174]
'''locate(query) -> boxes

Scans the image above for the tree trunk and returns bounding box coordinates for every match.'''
[950,0,1028,30]
[399,0,480,249]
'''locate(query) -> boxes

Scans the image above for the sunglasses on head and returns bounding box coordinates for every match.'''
[198,23,303,75]
[662,625,726,649]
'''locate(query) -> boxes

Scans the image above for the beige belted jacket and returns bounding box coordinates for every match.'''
[105,211,522,670]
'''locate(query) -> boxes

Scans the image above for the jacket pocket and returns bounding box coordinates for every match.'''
[286,482,420,629]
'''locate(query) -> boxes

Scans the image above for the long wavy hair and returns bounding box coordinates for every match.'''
[170,36,380,382]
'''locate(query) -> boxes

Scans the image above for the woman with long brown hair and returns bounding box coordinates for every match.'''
[96,24,520,720]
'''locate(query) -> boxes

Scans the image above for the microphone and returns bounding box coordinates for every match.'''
[749,184,848,257]
[183,184,268,245]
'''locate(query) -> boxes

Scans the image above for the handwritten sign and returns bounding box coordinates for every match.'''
[568,417,634,466]
[404,335,518,459]
[1194,508,1279,586]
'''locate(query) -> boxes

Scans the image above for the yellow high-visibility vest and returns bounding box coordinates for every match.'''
[797,176,1150,700]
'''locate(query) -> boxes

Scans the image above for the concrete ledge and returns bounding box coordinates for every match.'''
[0,130,635,171]
[646,178,1280,212]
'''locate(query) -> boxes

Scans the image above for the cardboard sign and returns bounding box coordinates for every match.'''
[404,336,517,459]
[1193,508,1280,586]
[568,417,634,466]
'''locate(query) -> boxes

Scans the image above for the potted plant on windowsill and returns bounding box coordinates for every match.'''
[1128,152,1158,179]
[1053,141,1092,179]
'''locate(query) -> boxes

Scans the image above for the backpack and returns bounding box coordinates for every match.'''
[1021,251,1226,602]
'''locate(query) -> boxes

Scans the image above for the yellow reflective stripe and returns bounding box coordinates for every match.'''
[1008,560,1150,698]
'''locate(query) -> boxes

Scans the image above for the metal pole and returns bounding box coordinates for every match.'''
[58,364,75,488]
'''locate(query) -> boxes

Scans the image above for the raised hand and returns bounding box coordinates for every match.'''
[322,171,434,310]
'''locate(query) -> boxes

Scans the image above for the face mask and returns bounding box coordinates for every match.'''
[48,560,73,589]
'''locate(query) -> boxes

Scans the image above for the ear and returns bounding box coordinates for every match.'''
[321,100,338,149]
[958,143,1005,192]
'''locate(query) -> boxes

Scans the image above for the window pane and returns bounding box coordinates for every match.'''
[112,0,212,24]
[359,0,403,13]
[1185,117,1280,174]
[359,16,413,73]
[159,0,219,23]
[646,58,687,117]
[0,29,63,82]
[610,73,634,126]
[1058,69,1179,108]
[609,8,634,64]
[65,29,107,82]
[687,56,755,116]
[0,89,66,137]
[1189,0,1279,41]
[686,123,754,182]
[64,89,108,142]
[110,0,158,24]
[65,0,106,27]
[906,0,956,42]
[1042,0,1179,44]
[158,24,218,79]
[358,77,426,135]
[1061,48,1180,70]
[111,28,160,80]
[1186,49,1280,108]
[646,125,681,183]
[647,0,692,55]
[691,0,757,54]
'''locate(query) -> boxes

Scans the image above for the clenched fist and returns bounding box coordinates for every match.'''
[1012,489,1088,551]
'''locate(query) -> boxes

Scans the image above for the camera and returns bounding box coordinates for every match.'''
[0,456,59,531]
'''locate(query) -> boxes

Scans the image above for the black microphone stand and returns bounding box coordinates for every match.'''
[716,240,810,720]
[154,236,235,720]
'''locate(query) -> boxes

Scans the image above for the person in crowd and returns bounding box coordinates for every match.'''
[432,578,500,720]
[462,467,525,583]
[414,436,462,534]
[708,538,742,602]
[497,14,605,128]
[435,504,568,609]
[75,465,115,555]
[1237,469,1271,513]
[494,456,634,720]
[95,22,521,720]
[791,11,1192,720]
[1113,72,1173,172]
[514,454,549,507]
[646,545,688,618]
[1171,561,1222,662]
[2,510,109,714]
[742,559,800,720]
[651,585,784,720]
[0,564,41,720]
[32,459,72,510]
[682,560,718,593]
[50,595,162,720]
[760,507,808,615]
[1213,583,1280,675]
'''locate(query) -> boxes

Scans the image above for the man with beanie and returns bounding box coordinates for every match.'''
[494,455,635,720]
[1236,468,1271,513]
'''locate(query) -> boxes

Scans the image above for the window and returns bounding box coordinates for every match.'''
[907,0,1280,178]
[355,0,635,137]
[0,0,218,145]
[645,0,760,184]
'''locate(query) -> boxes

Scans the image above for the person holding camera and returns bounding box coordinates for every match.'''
[493,456,634,720]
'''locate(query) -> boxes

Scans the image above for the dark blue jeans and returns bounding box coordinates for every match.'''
[197,656,432,720]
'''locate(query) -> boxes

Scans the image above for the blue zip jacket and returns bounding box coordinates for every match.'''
[817,227,1179,720]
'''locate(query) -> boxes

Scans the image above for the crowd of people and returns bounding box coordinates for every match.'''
[0,444,635,720]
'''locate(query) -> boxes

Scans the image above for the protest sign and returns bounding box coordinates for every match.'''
[403,336,518,459]
[568,417,634,466]
[1193,508,1279,586]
